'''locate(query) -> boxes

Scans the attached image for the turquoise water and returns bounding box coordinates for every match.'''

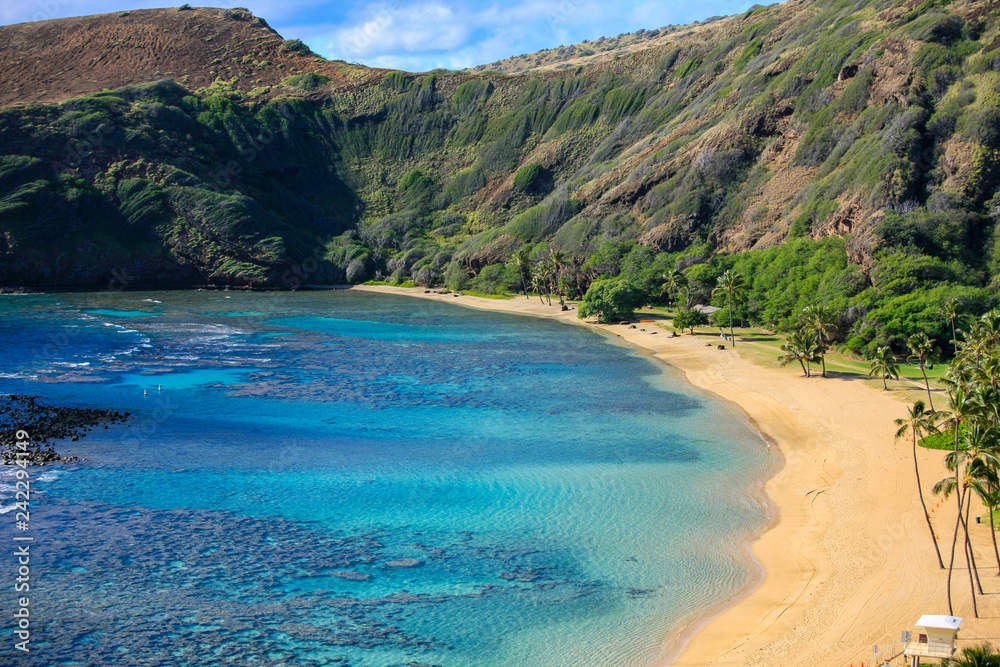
[0,291,771,666]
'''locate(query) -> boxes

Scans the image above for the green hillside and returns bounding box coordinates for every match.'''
[3,0,1000,354]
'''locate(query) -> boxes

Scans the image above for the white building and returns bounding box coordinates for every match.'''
[903,615,962,665]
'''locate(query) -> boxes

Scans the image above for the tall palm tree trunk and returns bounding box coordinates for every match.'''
[947,484,965,615]
[990,495,1000,576]
[960,496,984,596]
[520,272,528,300]
[728,291,735,346]
[951,319,958,356]
[961,488,980,617]
[920,365,935,411]
[956,426,962,535]
[882,374,888,390]
[821,351,827,378]
[913,426,945,569]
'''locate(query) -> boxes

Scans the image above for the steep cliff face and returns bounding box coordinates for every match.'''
[0,81,359,287]
[2,1,1000,302]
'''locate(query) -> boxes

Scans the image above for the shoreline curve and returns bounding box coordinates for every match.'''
[350,284,1000,665]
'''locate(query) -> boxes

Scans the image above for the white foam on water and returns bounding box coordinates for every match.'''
[0,505,16,515]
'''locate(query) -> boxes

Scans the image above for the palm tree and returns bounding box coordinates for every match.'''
[975,482,1000,577]
[942,641,1000,666]
[534,263,554,305]
[963,453,998,589]
[941,298,962,357]
[980,310,1000,352]
[508,250,531,299]
[946,424,998,596]
[712,270,749,346]
[530,274,546,304]
[660,268,689,309]
[778,330,822,377]
[944,388,978,475]
[894,400,945,569]
[937,387,980,615]
[549,248,567,299]
[800,305,839,378]
[934,470,977,617]
[907,333,940,411]
[868,346,900,390]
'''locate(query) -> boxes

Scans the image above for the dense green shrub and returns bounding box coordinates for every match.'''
[513,163,545,192]
[282,39,314,56]
[673,308,710,334]
[383,71,409,92]
[452,79,494,116]
[578,278,644,323]
[282,72,330,91]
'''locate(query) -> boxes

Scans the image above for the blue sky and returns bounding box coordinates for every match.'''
[2,1,780,72]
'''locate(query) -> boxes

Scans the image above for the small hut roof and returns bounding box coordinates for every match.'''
[915,615,962,630]
[693,305,722,314]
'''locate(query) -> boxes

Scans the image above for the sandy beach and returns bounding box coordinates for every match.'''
[352,284,1000,665]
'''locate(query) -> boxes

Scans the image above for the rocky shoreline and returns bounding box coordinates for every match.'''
[0,395,131,464]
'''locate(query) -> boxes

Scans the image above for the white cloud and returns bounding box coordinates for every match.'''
[629,0,759,28]
[327,3,471,59]
[1,0,781,73]
[321,0,624,70]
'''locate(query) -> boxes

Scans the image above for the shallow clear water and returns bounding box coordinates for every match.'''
[0,290,771,666]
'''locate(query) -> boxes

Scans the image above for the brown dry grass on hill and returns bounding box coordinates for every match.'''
[0,6,383,106]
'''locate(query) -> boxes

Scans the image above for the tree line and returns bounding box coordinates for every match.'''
[893,308,1000,621]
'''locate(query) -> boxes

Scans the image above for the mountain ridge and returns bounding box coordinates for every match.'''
[0,6,384,107]
[3,0,1000,355]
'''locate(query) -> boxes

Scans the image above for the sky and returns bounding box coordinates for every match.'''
[2,0,781,72]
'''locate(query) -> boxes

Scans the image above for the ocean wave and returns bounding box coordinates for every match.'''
[98,345,142,361]
[171,323,249,336]
[142,299,162,304]
[0,505,15,515]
